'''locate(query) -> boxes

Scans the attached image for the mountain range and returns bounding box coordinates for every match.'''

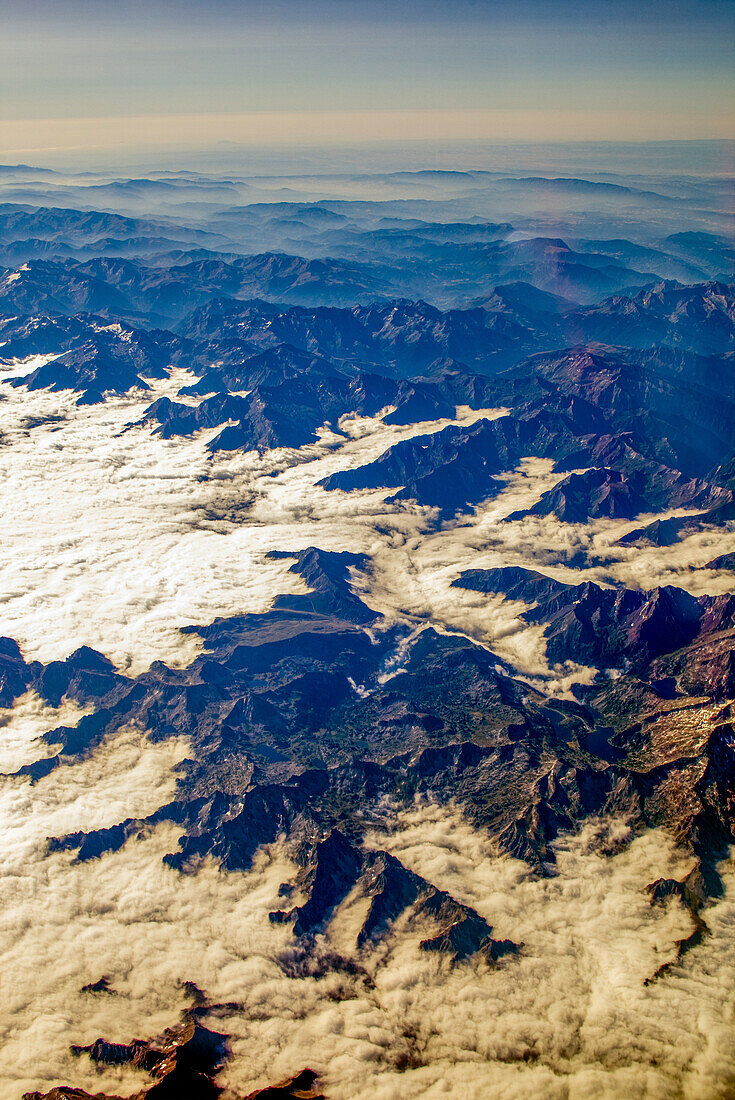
[1,160,733,1100]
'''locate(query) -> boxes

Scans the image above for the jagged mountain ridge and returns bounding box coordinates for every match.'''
[2,161,734,1100]
[3,546,730,900]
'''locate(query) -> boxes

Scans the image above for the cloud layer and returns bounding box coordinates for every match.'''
[1,719,732,1100]
[2,362,731,695]
[1,353,734,1098]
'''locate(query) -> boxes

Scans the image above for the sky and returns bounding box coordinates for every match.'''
[0,0,733,164]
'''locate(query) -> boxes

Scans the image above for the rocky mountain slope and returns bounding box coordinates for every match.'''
[1,163,733,1100]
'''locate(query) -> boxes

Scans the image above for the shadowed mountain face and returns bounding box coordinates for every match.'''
[1,157,735,1100]
[22,1005,325,1099]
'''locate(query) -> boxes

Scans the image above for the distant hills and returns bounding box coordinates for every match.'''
[3,160,735,1100]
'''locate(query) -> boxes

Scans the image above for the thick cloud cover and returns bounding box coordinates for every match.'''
[1,354,734,1099]
[0,725,192,1095]
[0,691,91,774]
[0,718,732,1099]
[0,364,502,673]
[2,361,731,694]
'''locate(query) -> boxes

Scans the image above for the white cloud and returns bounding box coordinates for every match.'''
[0,368,504,674]
[2,362,731,697]
[1,356,733,1098]
[0,725,193,1095]
[0,690,92,774]
[0,353,60,378]
[0,702,732,1100]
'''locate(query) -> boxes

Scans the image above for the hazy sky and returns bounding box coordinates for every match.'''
[1,0,733,161]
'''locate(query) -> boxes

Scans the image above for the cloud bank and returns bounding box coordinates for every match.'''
[1,721,732,1100]
[3,362,731,698]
